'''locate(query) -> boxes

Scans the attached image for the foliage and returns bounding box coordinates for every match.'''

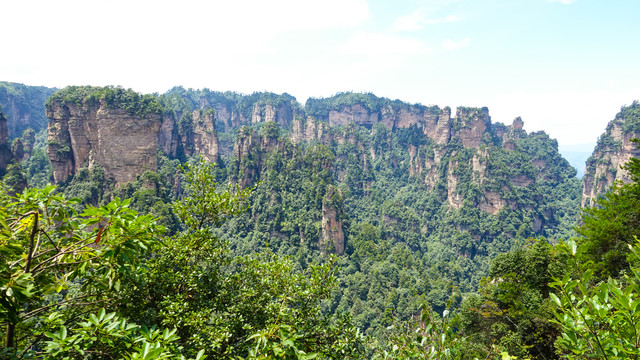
[372,304,501,359]
[550,238,640,359]
[305,92,438,121]
[459,239,568,359]
[119,158,365,359]
[578,140,640,279]
[46,86,162,117]
[0,184,164,357]
[41,308,206,360]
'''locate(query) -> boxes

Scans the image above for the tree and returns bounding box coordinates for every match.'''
[578,140,640,279]
[0,184,164,357]
[551,238,640,359]
[119,158,365,359]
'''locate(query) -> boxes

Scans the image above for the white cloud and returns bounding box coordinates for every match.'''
[443,38,471,50]
[392,7,459,32]
[340,32,431,56]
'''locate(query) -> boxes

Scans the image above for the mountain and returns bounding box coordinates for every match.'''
[0,82,57,138]
[9,84,583,336]
[581,101,640,207]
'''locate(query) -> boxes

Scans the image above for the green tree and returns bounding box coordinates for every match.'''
[0,184,164,357]
[578,140,640,279]
[551,238,640,359]
[120,158,365,359]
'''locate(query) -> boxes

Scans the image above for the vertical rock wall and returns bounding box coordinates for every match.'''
[582,104,640,207]
[46,99,162,185]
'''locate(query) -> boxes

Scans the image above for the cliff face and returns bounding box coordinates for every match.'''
[321,185,345,255]
[192,91,297,132]
[0,82,57,137]
[45,90,163,185]
[452,107,491,148]
[231,128,262,188]
[0,110,13,170]
[582,102,640,207]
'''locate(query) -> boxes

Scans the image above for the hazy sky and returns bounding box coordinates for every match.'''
[3,0,639,146]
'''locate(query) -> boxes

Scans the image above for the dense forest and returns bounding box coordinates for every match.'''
[1,82,639,359]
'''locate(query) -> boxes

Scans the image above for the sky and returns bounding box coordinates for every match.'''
[2,0,640,146]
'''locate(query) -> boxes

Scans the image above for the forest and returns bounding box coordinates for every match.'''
[1,82,640,359]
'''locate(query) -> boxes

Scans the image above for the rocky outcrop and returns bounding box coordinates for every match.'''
[0,110,13,170]
[251,102,295,126]
[232,128,261,188]
[431,107,452,144]
[200,95,296,131]
[291,117,332,145]
[321,185,345,255]
[582,102,640,207]
[328,104,379,127]
[177,109,219,163]
[45,96,162,185]
[452,107,491,148]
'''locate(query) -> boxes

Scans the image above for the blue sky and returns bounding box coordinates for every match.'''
[2,0,640,146]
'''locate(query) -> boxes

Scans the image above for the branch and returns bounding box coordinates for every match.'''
[24,212,39,273]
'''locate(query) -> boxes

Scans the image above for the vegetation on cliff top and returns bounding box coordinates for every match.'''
[46,86,162,117]
[305,92,440,120]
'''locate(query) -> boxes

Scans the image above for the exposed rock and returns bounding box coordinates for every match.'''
[21,128,36,157]
[251,102,295,127]
[181,109,219,163]
[45,98,162,185]
[447,162,463,209]
[452,107,490,148]
[478,191,506,215]
[290,117,331,145]
[582,103,640,207]
[431,107,452,145]
[232,128,260,188]
[329,104,378,127]
[512,117,524,130]
[321,185,345,255]
[12,139,24,162]
[158,114,178,156]
[0,82,56,137]
[511,175,534,187]
[0,110,13,170]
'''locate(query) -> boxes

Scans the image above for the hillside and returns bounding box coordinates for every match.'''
[32,86,581,337]
[582,101,640,207]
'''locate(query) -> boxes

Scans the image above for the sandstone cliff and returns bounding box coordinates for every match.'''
[45,87,163,185]
[321,185,345,255]
[582,102,640,207]
[0,110,13,171]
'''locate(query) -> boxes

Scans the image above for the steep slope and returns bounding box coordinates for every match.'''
[45,86,164,185]
[0,110,13,171]
[582,101,640,207]
[32,85,584,337]
[0,82,57,138]
[217,93,580,335]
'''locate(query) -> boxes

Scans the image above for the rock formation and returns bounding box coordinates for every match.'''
[321,185,345,255]
[0,110,13,171]
[45,89,163,185]
[582,102,640,207]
